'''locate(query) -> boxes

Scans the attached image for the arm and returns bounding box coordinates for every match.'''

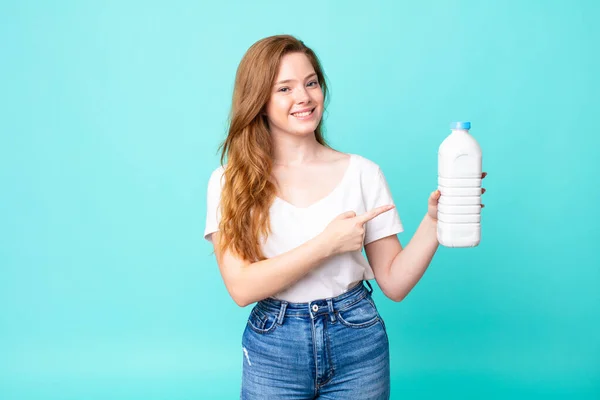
[211,231,332,307]
[365,213,438,302]
[211,206,394,307]
[367,174,487,301]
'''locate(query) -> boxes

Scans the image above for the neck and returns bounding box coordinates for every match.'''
[271,131,324,166]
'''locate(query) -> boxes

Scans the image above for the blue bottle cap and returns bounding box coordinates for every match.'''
[450,121,471,130]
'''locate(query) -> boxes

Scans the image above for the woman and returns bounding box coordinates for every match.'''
[204,35,486,399]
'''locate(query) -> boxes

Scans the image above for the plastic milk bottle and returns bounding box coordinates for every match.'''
[437,122,482,247]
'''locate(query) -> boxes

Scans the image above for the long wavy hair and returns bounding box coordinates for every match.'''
[217,35,330,262]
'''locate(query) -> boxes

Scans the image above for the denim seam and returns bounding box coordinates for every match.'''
[256,286,369,317]
[247,308,278,334]
[310,318,319,397]
[336,311,380,329]
[318,318,336,388]
[378,319,390,345]
[335,296,380,328]
[258,282,366,312]
[335,291,368,312]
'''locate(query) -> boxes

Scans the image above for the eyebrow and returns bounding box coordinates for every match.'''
[275,72,317,85]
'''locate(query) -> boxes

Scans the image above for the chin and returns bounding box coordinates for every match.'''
[294,129,317,137]
[293,123,320,136]
[291,120,322,136]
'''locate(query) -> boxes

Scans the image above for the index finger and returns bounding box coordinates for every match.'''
[356,205,395,224]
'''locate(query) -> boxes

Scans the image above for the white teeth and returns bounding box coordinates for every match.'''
[292,109,313,117]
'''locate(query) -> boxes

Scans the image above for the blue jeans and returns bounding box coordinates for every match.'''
[241,281,390,399]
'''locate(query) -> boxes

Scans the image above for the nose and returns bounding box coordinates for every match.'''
[294,86,311,104]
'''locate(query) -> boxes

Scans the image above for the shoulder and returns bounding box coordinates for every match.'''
[207,165,226,192]
[349,153,383,176]
[209,165,225,179]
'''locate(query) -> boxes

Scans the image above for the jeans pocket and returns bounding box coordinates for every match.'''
[246,305,279,334]
[336,297,380,328]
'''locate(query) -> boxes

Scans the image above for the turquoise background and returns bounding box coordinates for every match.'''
[1,0,599,399]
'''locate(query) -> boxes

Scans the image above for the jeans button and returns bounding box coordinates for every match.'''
[312,304,319,312]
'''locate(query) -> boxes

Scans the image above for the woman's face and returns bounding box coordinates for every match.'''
[265,52,324,138]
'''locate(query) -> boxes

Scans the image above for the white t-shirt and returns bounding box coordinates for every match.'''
[203,153,404,303]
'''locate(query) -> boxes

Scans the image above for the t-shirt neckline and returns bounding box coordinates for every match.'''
[274,153,355,211]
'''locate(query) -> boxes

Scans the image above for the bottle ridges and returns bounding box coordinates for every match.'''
[437,176,481,219]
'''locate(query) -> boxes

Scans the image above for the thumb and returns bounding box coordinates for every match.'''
[429,190,441,205]
[335,210,357,220]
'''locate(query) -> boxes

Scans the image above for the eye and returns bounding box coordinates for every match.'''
[278,87,290,93]
[307,81,319,87]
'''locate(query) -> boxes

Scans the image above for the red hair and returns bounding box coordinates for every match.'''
[217,35,330,261]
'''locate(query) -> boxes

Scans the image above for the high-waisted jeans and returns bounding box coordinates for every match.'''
[241,281,390,399]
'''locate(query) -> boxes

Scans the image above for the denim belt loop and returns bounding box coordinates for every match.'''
[365,280,373,295]
[327,298,336,323]
[276,301,288,325]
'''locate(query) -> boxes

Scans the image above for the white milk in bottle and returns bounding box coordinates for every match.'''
[437,121,482,247]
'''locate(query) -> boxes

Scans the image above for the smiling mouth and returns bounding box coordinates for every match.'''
[291,108,315,118]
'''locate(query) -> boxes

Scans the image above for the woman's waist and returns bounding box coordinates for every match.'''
[258,279,373,317]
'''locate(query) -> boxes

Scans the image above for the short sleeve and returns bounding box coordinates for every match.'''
[204,167,225,243]
[363,167,404,245]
